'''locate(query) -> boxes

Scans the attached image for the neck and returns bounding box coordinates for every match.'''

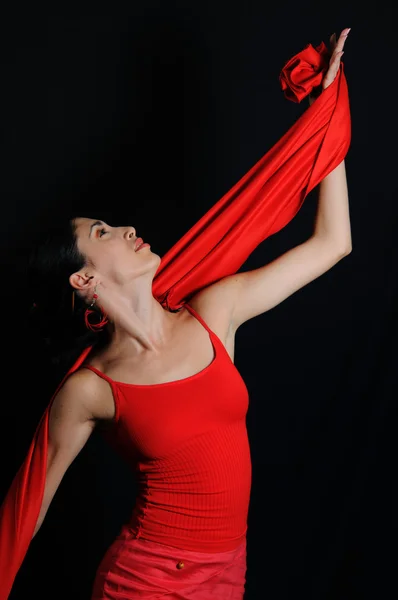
[97,282,175,353]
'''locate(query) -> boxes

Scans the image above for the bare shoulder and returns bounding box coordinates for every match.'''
[189,275,240,341]
[51,367,116,424]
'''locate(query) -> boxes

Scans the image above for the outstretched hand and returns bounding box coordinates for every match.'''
[322,28,350,90]
[309,28,350,104]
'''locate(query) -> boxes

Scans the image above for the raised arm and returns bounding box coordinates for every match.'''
[191,28,352,330]
[33,369,113,537]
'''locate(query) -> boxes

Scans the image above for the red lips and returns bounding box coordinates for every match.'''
[134,238,144,251]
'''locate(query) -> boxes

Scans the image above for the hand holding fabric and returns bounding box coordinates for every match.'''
[279,28,350,104]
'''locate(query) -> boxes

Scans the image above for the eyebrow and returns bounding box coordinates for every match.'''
[89,220,104,238]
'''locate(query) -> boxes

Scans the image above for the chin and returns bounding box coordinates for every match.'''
[142,250,161,272]
[152,252,162,270]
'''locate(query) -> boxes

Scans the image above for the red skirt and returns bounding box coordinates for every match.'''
[91,527,247,599]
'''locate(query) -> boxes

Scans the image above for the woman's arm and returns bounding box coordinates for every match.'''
[194,157,351,329]
[313,159,351,249]
[228,157,351,328]
[191,29,352,330]
[33,370,113,537]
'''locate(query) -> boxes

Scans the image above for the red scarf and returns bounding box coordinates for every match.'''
[0,41,350,599]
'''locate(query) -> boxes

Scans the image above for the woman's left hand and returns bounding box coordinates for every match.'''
[309,27,350,104]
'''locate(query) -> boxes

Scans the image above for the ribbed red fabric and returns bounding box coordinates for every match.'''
[85,305,251,553]
[0,41,351,599]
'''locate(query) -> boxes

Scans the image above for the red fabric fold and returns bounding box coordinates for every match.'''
[0,42,351,599]
[279,41,330,103]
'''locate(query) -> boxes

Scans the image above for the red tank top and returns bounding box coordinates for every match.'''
[83,304,251,552]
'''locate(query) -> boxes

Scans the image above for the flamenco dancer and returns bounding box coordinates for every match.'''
[0,28,351,599]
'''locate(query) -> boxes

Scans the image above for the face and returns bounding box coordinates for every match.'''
[72,217,161,290]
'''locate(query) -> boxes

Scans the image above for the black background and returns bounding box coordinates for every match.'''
[1,2,397,599]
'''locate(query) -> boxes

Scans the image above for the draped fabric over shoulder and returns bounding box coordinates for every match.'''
[0,43,350,599]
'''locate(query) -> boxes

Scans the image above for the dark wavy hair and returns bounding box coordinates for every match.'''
[27,217,108,369]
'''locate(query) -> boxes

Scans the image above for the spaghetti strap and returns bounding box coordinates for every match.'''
[80,365,120,424]
[185,304,213,335]
[81,364,115,385]
[185,304,233,366]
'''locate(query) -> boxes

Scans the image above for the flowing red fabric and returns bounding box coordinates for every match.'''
[0,42,350,599]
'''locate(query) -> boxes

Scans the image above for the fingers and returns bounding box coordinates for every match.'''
[322,28,350,91]
[334,28,350,54]
[329,28,349,55]
[322,28,350,90]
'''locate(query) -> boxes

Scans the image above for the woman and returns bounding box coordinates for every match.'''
[1,28,351,599]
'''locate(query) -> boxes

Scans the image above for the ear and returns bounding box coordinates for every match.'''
[69,271,97,293]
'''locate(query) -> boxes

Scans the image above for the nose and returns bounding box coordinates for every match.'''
[124,226,136,240]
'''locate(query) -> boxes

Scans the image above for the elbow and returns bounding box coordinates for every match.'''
[313,237,352,262]
[337,243,352,259]
[318,240,352,265]
[325,235,353,260]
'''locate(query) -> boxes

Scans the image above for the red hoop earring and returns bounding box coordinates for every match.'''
[84,286,108,332]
